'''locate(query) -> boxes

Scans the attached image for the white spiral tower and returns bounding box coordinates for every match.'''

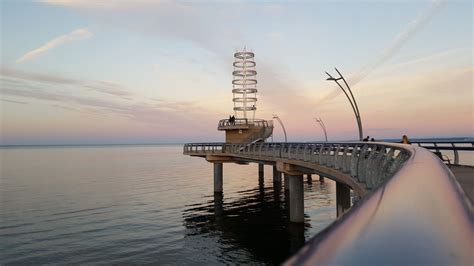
[232,48,257,120]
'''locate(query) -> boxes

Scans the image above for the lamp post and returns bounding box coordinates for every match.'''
[272,114,287,143]
[315,117,328,142]
[326,68,363,141]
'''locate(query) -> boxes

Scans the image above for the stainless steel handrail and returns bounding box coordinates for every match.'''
[411,141,474,165]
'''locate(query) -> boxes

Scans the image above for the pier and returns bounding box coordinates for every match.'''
[183,141,473,264]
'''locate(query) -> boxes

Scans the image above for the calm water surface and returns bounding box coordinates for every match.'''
[0,145,336,264]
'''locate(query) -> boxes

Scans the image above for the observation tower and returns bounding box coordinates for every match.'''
[218,48,273,143]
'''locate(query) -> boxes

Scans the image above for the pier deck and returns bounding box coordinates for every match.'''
[451,165,474,204]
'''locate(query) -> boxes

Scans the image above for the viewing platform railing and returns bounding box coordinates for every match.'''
[217,118,273,129]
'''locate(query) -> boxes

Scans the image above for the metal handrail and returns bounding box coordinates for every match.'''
[218,118,273,128]
[410,141,474,165]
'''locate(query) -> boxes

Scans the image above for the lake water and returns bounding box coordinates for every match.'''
[0,145,336,264]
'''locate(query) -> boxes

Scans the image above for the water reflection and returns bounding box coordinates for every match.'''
[182,177,332,264]
[0,146,335,264]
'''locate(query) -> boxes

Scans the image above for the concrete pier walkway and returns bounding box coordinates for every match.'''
[451,165,474,204]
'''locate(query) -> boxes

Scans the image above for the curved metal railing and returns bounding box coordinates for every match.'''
[184,142,411,191]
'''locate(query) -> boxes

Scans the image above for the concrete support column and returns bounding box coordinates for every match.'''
[319,175,325,182]
[336,182,351,217]
[214,162,223,193]
[284,174,290,191]
[307,174,312,182]
[273,165,281,183]
[258,163,264,179]
[214,192,223,222]
[289,174,304,223]
[289,223,305,253]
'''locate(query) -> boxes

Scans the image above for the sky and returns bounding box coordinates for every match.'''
[0,0,472,145]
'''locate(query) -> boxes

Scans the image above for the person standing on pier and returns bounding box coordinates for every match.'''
[401,135,411,144]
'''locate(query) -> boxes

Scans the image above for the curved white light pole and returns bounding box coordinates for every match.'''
[326,68,363,141]
[272,114,287,143]
[315,117,328,142]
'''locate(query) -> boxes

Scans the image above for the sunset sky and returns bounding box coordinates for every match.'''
[1,0,472,145]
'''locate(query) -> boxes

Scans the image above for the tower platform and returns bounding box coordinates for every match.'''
[218,118,273,143]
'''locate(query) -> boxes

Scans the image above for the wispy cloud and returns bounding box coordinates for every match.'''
[0,67,132,97]
[40,1,314,116]
[0,67,218,134]
[84,81,132,97]
[1,98,28,104]
[16,28,93,63]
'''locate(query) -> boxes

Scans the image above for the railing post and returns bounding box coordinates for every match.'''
[310,144,315,162]
[380,148,395,181]
[303,145,308,161]
[357,145,369,182]
[452,143,459,165]
[342,145,350,173]
[318,145,324,164]
[434,143,440,154]
[365,146,379,189]
[334,145,341,169]
[373,146,388,187]
[350,145,359,177]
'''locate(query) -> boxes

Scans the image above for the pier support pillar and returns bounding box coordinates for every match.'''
[319,175,325,182]
[284,174,290,191]
[258,163,264,179]
[214,192,223,222]
[273,165,281,183]
[307,174,312,182]
[289,174,304,223]
[289,223,305,253]
[336,182,351,217]
[214,162,223,193]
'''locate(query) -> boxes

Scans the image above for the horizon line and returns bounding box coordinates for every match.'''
[1,136,473,147]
